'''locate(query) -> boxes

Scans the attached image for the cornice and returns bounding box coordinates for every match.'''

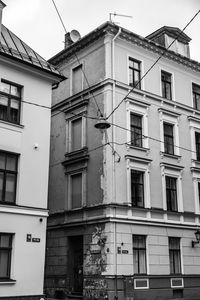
[49,22,200,73]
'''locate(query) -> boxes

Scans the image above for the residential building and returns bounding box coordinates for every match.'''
[45,22,200,300]
[0,2,64,299]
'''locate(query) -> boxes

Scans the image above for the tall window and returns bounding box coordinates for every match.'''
[133,235,147,274]
[129,58,141,89]
[193,83,200,111]
[0,80,22,124]
[131,170,144,207]
[198,182,200,210]
[169,237,181,274]
[166,176,178,212]
[71,173,82,209]
[164,123,174,155]
[0,151,18,204]
[71,118,82,152]
[195,132,200,161]
[72,64,83,94]
[161,71,172,100]
[0,233,12,279]
[130,113,142,147]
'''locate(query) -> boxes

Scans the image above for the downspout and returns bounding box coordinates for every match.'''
[111,27,121,300]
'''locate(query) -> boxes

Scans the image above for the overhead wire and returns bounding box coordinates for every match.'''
[106,9,200,120]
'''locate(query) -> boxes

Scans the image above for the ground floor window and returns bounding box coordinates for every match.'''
[133,235,147,274]
[0,233,13,279]
[169,237,181,274]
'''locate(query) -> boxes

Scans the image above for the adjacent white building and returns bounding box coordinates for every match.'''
[0,2,64,299]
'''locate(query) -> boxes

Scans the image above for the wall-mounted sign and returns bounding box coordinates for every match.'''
[32,238,40,243]
[122,250,129,254]
[26,234,32,242]
[26,234,40,243]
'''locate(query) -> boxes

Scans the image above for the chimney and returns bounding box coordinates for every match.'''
[64,32,73,49]
[0,1,6,37]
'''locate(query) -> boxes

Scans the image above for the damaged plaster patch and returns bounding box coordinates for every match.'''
[84,226,107,275]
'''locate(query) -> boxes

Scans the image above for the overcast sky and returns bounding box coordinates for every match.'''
[2,0,200,62]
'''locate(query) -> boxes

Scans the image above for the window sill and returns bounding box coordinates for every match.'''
[160,152,181,160]
[0,279,16,284]
[0,119,24,129]
[127,145,150,153]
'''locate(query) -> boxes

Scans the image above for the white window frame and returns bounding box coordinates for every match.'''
[67,170,86,210]
[159,67,175,101]
[159,108,180,156]
[126,156,151,208]
[191,168,200,214]
[134,278,149,289]
[127,100,149,149]
[170,278,184,288]
[160,163,184,212]
[188,116,200,161]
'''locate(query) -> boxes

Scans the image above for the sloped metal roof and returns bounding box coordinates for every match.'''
[0,24,62,77]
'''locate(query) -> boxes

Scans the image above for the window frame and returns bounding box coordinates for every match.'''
[131,170,144,208]
[0,233,13,279]
[0,79,22,124]
[168,237,181,275]
[161,70,172,100]
[195,131,200,161]
[128,57,141,89]
[130,113,143,148]
[165,176,178,212]
[133,235,147,275]
[126,156,151,208]
[163,122,174,155]
[192,83,200,111]
[71,64,83,95]
[160,163,184,213]
[0,151,18,205]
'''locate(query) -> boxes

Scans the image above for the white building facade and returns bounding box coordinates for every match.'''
[0,2,64,299]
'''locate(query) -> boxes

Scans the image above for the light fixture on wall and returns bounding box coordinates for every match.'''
[192,229,200,247]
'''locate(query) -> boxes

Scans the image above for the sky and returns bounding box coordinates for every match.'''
[1,0,200,62]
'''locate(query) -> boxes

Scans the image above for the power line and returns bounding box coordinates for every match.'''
[106,9,200,120]
[51,0,103,117]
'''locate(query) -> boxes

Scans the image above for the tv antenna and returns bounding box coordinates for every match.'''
[109,12,132,23]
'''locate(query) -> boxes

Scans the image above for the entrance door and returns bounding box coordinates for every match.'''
[68,235,83,294]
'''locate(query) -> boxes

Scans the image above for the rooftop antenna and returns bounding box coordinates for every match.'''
[109,12,132,23]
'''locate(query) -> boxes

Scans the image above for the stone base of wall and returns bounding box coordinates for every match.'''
[45,275,200,300]
[0,295,44,300]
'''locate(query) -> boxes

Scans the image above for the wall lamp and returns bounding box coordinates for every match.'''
[192,229,200,247]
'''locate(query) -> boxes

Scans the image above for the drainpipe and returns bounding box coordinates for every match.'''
[111,27,121,300]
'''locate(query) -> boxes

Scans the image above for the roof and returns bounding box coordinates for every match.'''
[146,26,191,44]
[0,24,64,79]
[49,22,200,73]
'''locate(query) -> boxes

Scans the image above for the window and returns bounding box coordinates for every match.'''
[130,113,142,147]
[169,237,181,274]
[0,233,12,279]
[131,170,144,207]
[195,132,200,161]
[164,123,174,155]
[71,173,82,209]
[193,83,200,110]
[198,182,200,210]
[0,80,22,124]
[129,58,141,89]
[133,235,147,274]
[0,151,18,204]
[161,71,172,100]
[166,176,178,212]
[72,64,83,94]
[71,118,82,151]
